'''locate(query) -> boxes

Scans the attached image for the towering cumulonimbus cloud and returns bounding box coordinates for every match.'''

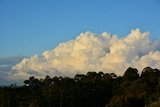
[9,29,160,80]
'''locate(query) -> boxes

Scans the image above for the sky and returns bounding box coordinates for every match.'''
[0,0,160,57]
[0,0,160,85]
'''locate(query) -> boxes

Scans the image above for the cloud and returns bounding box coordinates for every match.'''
[0,56,25,85]
[0,66,13,85]
[0,56,25,67]
[8,29,160,80]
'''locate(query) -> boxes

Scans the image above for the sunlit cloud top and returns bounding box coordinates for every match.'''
[9,29,160,80]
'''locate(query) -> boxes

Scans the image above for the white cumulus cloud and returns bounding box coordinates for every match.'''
[9,29,160,80]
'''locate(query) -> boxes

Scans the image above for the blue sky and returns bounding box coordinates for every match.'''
[0,0,160,57]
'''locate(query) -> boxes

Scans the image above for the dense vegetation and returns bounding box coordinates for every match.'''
[0,67,160,107]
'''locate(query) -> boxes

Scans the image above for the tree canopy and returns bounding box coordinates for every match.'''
[0,67,160,107]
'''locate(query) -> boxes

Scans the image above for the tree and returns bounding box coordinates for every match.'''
[24,80,30,86]
[1,67,160,107]
[44,75,52,86]
[123,67,139,82]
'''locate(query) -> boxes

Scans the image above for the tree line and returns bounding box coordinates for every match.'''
[0,67,160,107]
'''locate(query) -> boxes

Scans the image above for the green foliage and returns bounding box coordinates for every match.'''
[147,100,160,107]
[0,67,160,107]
